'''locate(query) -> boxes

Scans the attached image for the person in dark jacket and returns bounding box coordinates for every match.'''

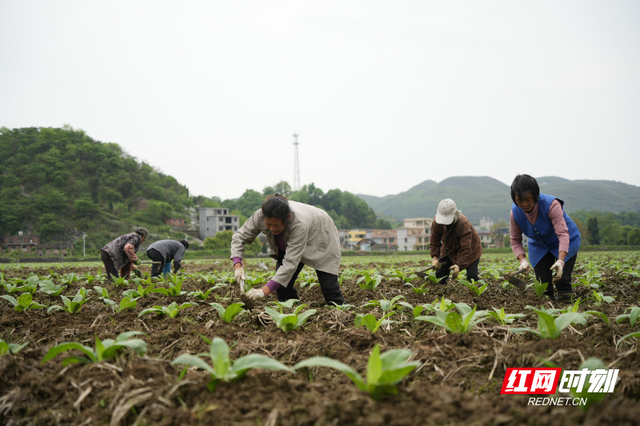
[146,239,189,277]
[509,174,581,303]
[101,227,148,282]
[429,198,483,283]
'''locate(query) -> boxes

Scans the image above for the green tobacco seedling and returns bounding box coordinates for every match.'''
[1,293,46,312]
[616,306,640,327]
[362,295,406,313]
[0,339,29,356]
[41,331,147,366]
[460,279,489,296]
[37,280,66,296]
[510,306,590,339]
[171,337,294,392]
[357,271,383,290]
[264,304,317,332]
[416,303,488,334]
[209,302,245,323]
[530,279,549,297]
[487,307,526,325]
[355,312,397,333]
[47,288,92,314]
[294,343,421,400]
[138,301,198,318]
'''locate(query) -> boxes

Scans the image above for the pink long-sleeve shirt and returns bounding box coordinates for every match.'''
[510,199,570,259]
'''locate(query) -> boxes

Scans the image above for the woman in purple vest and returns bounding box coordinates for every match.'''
[509,175,581,303]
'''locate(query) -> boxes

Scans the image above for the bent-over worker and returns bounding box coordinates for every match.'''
[510,174,581,303]
[146,239,189,277]
[430,198,483,283]
[101,227,148,282]
[231,194,345,305]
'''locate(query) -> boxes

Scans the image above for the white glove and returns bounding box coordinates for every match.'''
[234,266,246,283]
[449,264,460,279]
[245,287,265,300]
[519,258,530,272]
[432,257,440,269]
[550,260,564,283]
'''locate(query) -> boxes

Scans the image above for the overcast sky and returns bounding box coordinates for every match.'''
[2,1,639,200]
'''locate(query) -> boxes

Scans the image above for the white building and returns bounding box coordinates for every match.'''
[198,207,239,240]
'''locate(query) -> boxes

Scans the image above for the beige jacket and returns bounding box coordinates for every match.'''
[230,201,341,287]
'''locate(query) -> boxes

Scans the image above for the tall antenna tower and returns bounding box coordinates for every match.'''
[293,133,300,191]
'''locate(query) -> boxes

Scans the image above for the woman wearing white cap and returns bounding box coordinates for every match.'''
[429,199,483,283]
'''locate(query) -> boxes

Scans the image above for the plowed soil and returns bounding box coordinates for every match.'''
[1,254,640,425]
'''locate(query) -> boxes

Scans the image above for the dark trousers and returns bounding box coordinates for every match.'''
[146,248,165,277]
[101,250,132,281]
[275,253,345,305]
[436,259,480,284]
[534,252,577,296]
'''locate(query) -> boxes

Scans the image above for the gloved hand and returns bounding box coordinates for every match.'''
[134,259,142,266]
[449,264,460,279]
[550,260,564,282]
[234,266,246,283]
[245,287,265,300]
[519,258,530,272]
[431,257,440,269]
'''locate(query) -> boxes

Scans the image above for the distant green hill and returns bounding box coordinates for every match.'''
[357,176,640,223]
[0,126,192,252]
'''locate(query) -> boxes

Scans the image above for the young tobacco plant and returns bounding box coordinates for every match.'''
[616,306,640,327]
[460,279,489,296]
[41,331,147,366]
[17,276,39,296]
[362,295,406,313]
[355,312,397,333]
[152,279,186,297]
[122,279,160,299]
[188,286,223,301]
[294,343,421,400]
[37,280,66,296]
[0,293,46,312]
[264,304,317,332]
[0,339,29,356]
[209,302,245,323]
[1,281,19,295]
[138,301,198,318]
[357,271,383,290]
[588,290,615,307]
[171,337,294,392]
[416,303,488,334]
[47,288,92,314]
[487,307,526,325]
[510,306,590,339]
[529,279,549,297]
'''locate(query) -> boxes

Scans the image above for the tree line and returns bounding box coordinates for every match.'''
[193,181,393,231]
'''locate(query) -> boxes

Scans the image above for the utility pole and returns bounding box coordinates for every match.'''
[83,233,86,257]
[293,133,300,191]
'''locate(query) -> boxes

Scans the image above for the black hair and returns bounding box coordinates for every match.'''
[510,174,540,203]
[261,194,291,223]
[180,239,189,249]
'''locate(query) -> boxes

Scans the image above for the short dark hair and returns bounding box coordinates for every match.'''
[262,194,291,223]
[510,174,540,203]
[180,239,189,249]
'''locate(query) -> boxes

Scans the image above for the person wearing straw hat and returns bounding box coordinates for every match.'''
[100,227,148,282]
[429,199,483,284]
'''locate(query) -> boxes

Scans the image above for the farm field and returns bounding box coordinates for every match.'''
[1,252,640,425]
